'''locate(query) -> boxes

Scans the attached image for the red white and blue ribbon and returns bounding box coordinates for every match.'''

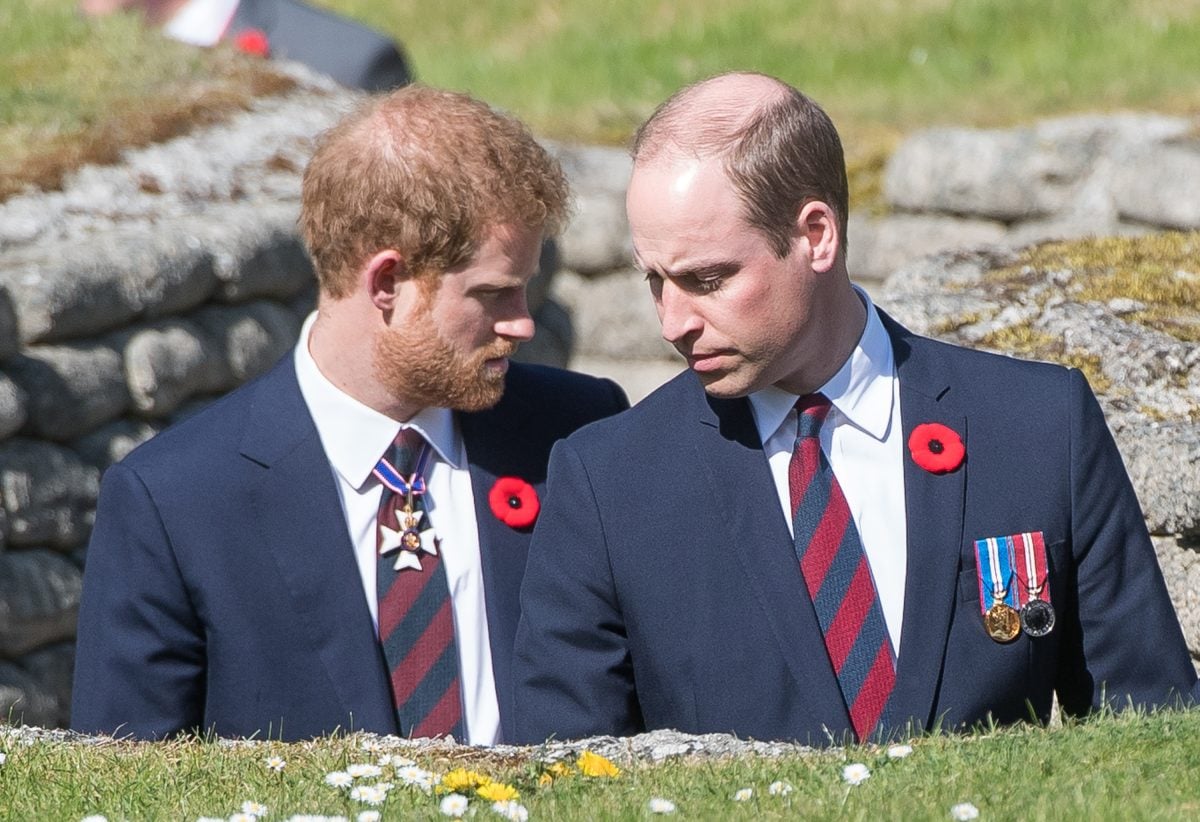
[974,535,1018,614]
[372,441,432,497]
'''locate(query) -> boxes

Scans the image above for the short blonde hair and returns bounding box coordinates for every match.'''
[300,85,569,297]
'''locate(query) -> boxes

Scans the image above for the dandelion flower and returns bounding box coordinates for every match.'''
[241,800,268,817]
[768,780,793,796]
[491,800,529,821]
[357,813,381,822]
[441,768,489,792]
[733,787,753,801]
[951,802,981,820]
[577,750,620,777]
[477,781,520,803]
[887,744,914,759]
[842,763,871,785]
[349,785,388,806]
[647,797,677,814]
[439,793,469,818]
[325,771,354,789]
[347,763,383,779]
[265,755,286,773]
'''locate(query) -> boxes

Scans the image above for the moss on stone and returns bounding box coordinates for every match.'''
[988,231,1200,342]
[977,325,1113,392]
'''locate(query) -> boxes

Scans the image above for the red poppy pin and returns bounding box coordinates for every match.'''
[488,477,540,529]
[234,28,270,57]
[908,423,965,474]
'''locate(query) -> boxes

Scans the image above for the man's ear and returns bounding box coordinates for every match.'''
[797,201,840,274]
[365,250,407,311]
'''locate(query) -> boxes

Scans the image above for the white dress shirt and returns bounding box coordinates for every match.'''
[293,313,500,744]
[162,0,241,46]
[747,289,908,653]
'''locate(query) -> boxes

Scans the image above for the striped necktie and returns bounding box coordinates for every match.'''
[788,394,895,741]
[374,428,465,740]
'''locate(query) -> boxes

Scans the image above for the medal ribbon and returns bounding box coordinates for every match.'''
[974,536,1018,616]
[372,440,433,498]
[1012,531,1051,606]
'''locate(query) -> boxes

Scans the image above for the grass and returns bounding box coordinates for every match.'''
[5,0,1200,207]
[3,710,1200,819]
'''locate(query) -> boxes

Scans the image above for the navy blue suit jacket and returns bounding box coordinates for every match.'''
[513,314,1198,745]
[229,0,412,93]
[71,355,627,741]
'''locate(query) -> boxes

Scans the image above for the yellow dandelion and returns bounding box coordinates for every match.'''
[439,768,490,793]
[548,762,573,778]
[476,781,520,803]
[577,751,621,778]
[538,773,553,787]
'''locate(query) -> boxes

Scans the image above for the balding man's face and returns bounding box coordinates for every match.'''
[627,155,829,399]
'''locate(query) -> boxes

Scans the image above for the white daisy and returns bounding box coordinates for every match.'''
[768,780,793,796]
[228,815,256,822]
[347,763,383,779]
[648,797,677,814]
[361,738,386,753]
[357,813,382,822]
[733,787,753,801]
[349,785,388,806]
[379,754,416,769]
[951,802,981,820]
[325,770,354,789]
[842,762,871,785]
[439,793,469,818]
[0,752,7,766]
[80,817,108,822]
[264,755,286,773]
[240,801,268,817]
[397,765,431,785]
[491,800,529,821]
[887,744,914,759]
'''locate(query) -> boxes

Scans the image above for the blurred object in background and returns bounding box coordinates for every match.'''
[78,0,413,92]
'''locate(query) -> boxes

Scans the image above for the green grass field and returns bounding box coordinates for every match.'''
[4,0,1200,204]
[3,710,1200,820]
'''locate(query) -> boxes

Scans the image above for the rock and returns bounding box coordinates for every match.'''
[194,201,316,302]
[0,286,17,361]
[5,341,129,441]
[72,419,162,471]
[0,550,83,658]
[1114,143,1200,230]
[193,301,299,387]
[0,440,100,549]
[0,660,58,729]
[119,318,226,417]
[0,226,217,344]
[1153,536,1200,661]
[553,145,633,276]
[1118,423,1200,539]
[17,641,75,729]
[0,372,27,441]
[848,212,1007,285]
[551,268,678,362]
[514,298,573,370]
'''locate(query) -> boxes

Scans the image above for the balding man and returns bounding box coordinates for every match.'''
[512,71,1197,746]
[72,86,627,742]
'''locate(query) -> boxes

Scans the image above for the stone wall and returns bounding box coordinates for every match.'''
[1,71,1198,727]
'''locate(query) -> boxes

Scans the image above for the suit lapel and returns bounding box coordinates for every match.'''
[239,356,397,734]
[883,316,968,731]
[695,389,854,737]
[458,387,540,741]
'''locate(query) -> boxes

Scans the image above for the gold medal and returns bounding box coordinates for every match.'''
[984,600,1021,643]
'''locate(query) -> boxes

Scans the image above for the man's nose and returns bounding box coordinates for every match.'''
[657,283,702,344]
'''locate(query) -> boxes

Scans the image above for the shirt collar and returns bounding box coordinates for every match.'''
[293,312,463,491]
[747,286,896,445]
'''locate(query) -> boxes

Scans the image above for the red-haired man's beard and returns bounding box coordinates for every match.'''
[372,312,516,413]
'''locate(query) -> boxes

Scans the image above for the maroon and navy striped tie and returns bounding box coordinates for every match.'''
[788,394,895,741]
[375,428,465,740]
